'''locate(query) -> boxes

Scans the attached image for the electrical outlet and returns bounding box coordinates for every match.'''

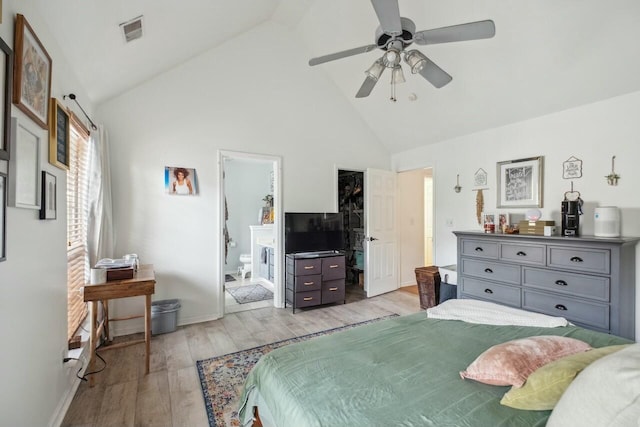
[446,219,454,227]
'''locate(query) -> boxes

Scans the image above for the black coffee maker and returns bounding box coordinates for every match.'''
[561,200,580,236]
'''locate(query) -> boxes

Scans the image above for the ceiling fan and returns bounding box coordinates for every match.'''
[308,0,496,101]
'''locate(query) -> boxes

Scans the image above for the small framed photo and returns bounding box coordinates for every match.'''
[482,212,495,233]
[498,213,510,233]
[8,117,41,210]
[13,14,52,129]
[39,171,56,220]
[497,156,543,208]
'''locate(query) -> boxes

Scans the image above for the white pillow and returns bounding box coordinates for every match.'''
[547,343,640,427]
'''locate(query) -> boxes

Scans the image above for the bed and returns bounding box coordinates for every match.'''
[238,301,636,427]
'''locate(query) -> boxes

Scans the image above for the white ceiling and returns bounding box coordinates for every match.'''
[36,0,640,154]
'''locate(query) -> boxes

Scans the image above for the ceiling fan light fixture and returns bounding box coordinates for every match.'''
[382,49,401,68]
[404,50,427,74]
[391,65,405,84]
[365,59,385,81]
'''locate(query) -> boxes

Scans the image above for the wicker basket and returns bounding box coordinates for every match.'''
[415,266,441,310]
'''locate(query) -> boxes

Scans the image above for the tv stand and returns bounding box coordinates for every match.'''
[285,251,346,313]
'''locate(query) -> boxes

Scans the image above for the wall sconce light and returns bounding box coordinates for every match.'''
[454,174,462,193]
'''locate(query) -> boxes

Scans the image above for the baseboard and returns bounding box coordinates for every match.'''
[48,346,89,427]
[109,311,223,336]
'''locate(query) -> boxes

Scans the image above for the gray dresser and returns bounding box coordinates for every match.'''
[454,231,639,339]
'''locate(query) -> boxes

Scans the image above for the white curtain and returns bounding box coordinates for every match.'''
[87,125,114,266]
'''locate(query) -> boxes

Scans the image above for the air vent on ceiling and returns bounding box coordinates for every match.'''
[120,15,144,43]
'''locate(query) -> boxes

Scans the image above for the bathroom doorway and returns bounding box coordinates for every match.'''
[218,151,282,315]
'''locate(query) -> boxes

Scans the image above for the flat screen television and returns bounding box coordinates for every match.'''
[285,212,344,254]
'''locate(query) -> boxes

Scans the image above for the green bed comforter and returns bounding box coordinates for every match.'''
[239,312,632,427]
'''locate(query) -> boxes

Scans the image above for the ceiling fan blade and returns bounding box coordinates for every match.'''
[355,75,380,98]
[417,57,452,88]
[414,20,495,45]
[370,0,402,36]
[309,44,378,66]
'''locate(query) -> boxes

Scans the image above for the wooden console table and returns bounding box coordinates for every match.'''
[83,264,156,386]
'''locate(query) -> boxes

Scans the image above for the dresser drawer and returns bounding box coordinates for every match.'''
[461,258,520,284]
[548,247,610,274]
[294,274,322,292]
[322,256,345,280]
[522,268,610,301]
[461,277,521,307]
[461,239,499,259]
[322,279,345,304]
[293,258,322,276]
[523,290,609,330]
[294,290,322,308]
[500,243,545,265]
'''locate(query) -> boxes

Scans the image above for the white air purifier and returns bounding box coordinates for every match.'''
[594,207,620,237]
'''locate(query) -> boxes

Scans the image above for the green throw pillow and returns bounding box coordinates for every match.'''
[500,344,630,410]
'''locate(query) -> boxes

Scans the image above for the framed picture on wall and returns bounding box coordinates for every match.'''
[48,98,70,170]
[8,117,41,209]
[165,166,198,195]
[13,14,52,129]
[0,34,13,161]
[496,156,543,208]
[39,170,56,220]
[0,171,7,262]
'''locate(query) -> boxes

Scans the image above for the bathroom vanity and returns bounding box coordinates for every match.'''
[250,224,275,285]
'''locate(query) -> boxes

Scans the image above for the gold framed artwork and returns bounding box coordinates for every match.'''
[48,98,70,170]
[13,14,52,129]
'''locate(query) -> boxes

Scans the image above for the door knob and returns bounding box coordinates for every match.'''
[365,237,378,241]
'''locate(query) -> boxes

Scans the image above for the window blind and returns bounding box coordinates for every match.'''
[67,117,90,341]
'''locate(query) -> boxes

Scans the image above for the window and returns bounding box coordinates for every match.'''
[66,115,90,341]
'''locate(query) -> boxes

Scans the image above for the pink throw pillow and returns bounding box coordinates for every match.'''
[460,336,592,387]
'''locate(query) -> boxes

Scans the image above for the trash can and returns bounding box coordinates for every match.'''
[151,299,181,335]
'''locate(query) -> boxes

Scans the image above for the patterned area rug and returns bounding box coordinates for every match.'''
[224,274,236,282]
[196,314,399,427]
[226,284,272,304]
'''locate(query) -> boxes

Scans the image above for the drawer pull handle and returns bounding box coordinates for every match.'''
[329,287,338,291]
[516,251,527,257]
[475,247,484,252]
[570,256,584,263]
[329,264,339,268]
[303,297,314,301]
[555,280,568,286]
[484,268,493,274]
[303,282,314,286]
[484,288,493,294]
[303,266,315,270]
[555,304,568,311]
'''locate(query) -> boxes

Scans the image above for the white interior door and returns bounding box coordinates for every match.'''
[365,168,398,297]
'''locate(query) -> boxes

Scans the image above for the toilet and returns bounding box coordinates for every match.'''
[239,254,252,279]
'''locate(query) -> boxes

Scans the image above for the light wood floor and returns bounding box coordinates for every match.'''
[62,288,421,427]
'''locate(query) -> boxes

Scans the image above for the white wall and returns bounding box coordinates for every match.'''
[95,20,390,333]
[0,1,95,426]
[397,169,426,286]
[224,159,272,272]
[392,91,640,339]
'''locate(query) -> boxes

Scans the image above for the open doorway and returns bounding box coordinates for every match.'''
[398,168,434,287]
[338,169,367,303]
[218,151,282,316]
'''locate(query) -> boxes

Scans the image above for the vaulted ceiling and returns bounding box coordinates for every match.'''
[35,0,640,154]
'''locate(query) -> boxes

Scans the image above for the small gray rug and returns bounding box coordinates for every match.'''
[227,284,273,304]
